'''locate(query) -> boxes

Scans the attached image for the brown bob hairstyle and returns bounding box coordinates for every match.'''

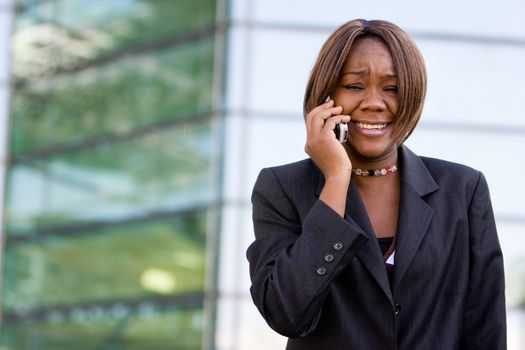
[304,19,427,143]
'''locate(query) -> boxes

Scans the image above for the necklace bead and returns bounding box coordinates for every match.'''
[352,165,398,177]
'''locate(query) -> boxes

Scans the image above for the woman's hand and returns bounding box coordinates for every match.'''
[305,99,352,179]
[304,99,352,217]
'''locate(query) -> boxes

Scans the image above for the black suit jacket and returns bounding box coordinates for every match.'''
[247,146,506,349]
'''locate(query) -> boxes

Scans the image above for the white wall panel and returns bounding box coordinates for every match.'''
[245,28,525,127]
[406,128,524,218]
[508,308,525,350]
[498,222,525,305]
[250,0,525,39]
[420,40,525,126]
[236,297,288,349]
[249,29,324,114]
[221,114,252,203]
[225,26,255,112]
[216,296,287,349]
[224,1,525,349]
[245,116,306,198]
[218,204,255,295]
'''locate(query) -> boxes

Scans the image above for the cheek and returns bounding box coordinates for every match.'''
[333,93,360,114]
[387,97,399,115]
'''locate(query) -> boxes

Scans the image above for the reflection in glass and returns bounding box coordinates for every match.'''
[11,37,214,154]
[4,0,220,348]
[6,121,214,233]
[3,212,206,311]
[1,306,203,350]
[13,0,217,80]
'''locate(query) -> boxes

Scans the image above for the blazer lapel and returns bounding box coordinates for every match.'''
[316,170,394,304]
[347,182,395,304]
[392,146,439,291]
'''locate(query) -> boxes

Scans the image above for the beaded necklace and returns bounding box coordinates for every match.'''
[352,165,398,177]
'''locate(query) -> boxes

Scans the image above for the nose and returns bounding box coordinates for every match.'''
[359,87,386,112]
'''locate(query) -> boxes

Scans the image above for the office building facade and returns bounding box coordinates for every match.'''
[1,0,524,349]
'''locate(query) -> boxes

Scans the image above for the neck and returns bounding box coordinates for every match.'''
[345,140,399,165]
[346,149,399,174]
[346,148,400,187]
[353,166,400,189]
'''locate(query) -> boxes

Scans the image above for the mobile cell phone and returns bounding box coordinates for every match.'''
[334,123,348,143]
[326,95,348,143]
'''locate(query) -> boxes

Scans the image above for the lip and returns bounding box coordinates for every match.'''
[350,120,392,137]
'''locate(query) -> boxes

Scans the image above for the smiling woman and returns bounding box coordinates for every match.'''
[304,20,426,146]
[247,19,506,349]
[334,37,399,164]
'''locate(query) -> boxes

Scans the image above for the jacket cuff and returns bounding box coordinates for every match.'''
[299,199,368,279]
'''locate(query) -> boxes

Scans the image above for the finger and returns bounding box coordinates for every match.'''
[306,106,343,129]
[309,111,333,132]
[325,114,350,127]
[323,115,351,131]
[305,99,338,120]
[321,106,344,120]
[340,115,351,124]
[318,98,335,110]
[306,107,350,135]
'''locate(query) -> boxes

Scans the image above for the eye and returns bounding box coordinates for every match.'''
[344,83,363,90]
[385,86,398,93]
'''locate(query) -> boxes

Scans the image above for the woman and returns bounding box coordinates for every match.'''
[246,19,506,349]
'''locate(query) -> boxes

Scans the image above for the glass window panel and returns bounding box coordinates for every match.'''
[3,213,206,311]
[13,0,217,80]
[5,2,222,349]
[11,37,214,154]
[5,121,214,234]
[1,306,203,350]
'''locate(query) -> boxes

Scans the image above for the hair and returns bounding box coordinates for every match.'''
[303,19,427,143]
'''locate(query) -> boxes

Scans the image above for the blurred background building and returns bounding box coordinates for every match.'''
[0,0,524,349]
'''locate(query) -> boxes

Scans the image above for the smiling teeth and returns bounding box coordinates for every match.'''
[356,122,388,130]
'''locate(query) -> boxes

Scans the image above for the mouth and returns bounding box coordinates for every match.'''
[354,121,389,130]
[350,120,392,136]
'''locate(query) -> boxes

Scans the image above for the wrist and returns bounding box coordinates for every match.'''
[319,174,350,218]
[324,170,351,185]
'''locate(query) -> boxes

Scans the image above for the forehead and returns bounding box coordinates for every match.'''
[342,37,394,71]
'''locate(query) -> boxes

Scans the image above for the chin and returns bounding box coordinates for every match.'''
[346,141,398,162]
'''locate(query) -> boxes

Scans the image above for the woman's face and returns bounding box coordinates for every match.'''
[332,37,399,164]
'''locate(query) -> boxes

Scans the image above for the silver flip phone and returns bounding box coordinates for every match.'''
[334,123,348,143]
[326,95,348,143]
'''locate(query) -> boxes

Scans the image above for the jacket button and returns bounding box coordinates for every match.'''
[316,267,327,276]
[394,304,401,315]
[333,242,344,251]
[324,254,335,263]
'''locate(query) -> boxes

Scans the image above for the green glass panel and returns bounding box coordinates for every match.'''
[11,36,214,154]
[1,306,202,350]
[3,213,206,311]
[5,121,213,233]
[13,0,216,80]
[5,1,221,348]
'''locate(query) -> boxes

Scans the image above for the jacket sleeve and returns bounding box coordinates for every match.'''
[246,167,368,338]
[460,172,506,349]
